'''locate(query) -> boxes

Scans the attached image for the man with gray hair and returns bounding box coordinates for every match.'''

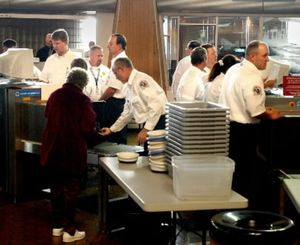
[176,46,207,102]
[218,40,281,206]
[171,40,201,97]
[84,45,110,131]
[85,45,109,102]
[41,67,104,243]
[100,57,167,148]
[39,28,76,86]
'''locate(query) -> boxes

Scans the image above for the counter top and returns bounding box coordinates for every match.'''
[99,156,248,212]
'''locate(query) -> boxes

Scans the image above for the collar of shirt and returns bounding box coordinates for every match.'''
[242,59,259,73]
[127,68,138,87]
[89,64,101,70]
[111,51,127,66]
[54,49,72,58]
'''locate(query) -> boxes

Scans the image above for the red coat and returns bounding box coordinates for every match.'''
[40,83,97,176]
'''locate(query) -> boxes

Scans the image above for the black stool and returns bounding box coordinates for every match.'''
[210,210,296,245]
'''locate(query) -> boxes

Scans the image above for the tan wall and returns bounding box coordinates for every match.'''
[112,0,167,91]
[95,13,114,66]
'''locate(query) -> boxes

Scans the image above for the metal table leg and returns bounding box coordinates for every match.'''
[169,211,177,245]
[98,164,108,232]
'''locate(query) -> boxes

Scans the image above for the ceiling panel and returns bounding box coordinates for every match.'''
[0,0,300,15]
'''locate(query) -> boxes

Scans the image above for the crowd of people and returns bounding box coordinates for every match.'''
[1,29,283,242]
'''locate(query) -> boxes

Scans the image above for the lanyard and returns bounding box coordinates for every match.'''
[90,67,101,86]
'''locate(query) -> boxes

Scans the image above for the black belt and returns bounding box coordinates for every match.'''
[106,97,125,102]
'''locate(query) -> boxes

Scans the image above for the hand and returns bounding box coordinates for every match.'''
[265,107,282,120]
[264,79,277,88]
[137,128,149,145]
[99,127,112,136]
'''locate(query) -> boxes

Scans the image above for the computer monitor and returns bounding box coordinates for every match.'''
[0,48,34,80]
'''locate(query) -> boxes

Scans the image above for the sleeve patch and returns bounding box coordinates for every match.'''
[139,80,148,88]
[253,86,262,96]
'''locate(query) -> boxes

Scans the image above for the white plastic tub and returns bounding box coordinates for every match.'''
[172,155,235,200]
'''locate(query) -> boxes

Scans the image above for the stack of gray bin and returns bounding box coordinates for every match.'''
[165,102,230,176]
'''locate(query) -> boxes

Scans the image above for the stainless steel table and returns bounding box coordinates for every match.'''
[98,156,248,243]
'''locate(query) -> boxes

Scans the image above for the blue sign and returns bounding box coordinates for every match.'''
[15,89,41,98]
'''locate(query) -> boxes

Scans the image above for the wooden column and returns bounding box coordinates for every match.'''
[112,0,167,91]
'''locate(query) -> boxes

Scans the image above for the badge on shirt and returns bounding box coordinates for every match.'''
[139,80,148,88]
[253,86,262,96]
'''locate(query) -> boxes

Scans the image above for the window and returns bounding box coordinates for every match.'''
[163,15,300,82]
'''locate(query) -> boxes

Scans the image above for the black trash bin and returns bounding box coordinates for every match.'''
[210,210,296,245]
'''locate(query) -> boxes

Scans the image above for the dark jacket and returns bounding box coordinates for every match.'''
[36,45,54,62]
[40,83,99,176]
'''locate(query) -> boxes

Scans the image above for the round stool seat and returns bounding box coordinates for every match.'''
[210,210,296,245]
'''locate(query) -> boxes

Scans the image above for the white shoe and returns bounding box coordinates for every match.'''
[52,228,64,236]
[63,230,86,243]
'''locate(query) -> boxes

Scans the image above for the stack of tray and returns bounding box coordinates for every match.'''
[165,102,230,171]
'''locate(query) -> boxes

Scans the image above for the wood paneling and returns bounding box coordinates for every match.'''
[113,0,167,91]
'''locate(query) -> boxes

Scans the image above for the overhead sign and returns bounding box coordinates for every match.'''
[283,76,300,96]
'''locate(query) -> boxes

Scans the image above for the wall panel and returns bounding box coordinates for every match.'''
[113,0,167,91]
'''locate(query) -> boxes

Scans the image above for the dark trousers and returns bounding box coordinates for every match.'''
[92,101,106,131]
[229,121,259,203]
[103,97,127,144]
[142,114,166,155]
[49,166,83,235]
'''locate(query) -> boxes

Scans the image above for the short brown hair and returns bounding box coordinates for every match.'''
[51,28,69,44]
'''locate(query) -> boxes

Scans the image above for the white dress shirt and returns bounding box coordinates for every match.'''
[218,59,266,124]
[176,66,206,102]
[101,51,128,99]
[205,72,225,103]
[39,49,76,85]
[110,69,168,132]
[171,55,192,97]
[84,64,110,102]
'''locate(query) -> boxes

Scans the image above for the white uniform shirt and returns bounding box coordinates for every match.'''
[218,59,266,124]
[171,55,191,97]
[176,66,206,102]
[206,72,225,103]
[110,69,168,132]
[84,64,110,102]
[39,49,76,85]
[101,51,128,99]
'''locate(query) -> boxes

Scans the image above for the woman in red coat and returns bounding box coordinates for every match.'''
[41,67,103,243]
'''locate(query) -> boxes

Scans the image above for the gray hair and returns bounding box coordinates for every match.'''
[70,58,88,70]
[245,40,268,57]
[191,47,207,65]
[66,68,88,88]
[113,57,134,69]
[90,45,103,52]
